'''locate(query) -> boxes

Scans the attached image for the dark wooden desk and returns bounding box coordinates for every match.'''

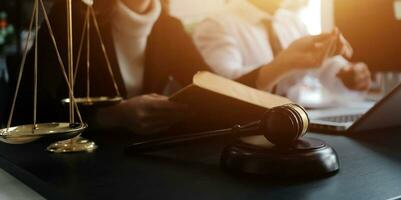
[0,129,401,200]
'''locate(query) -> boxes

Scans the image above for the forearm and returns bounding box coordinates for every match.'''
[256,61,292,92]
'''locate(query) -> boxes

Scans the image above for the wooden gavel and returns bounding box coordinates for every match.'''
[126,104,309,154]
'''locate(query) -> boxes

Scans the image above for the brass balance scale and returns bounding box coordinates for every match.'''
[0,0,122,153]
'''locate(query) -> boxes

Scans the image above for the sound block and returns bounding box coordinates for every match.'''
[221,136,340,178]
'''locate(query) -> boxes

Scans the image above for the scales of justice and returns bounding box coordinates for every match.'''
[0,0,122,153]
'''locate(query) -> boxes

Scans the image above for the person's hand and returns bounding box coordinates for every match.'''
[273,28,353,71]
[272,33,336,71]
[256,31,351,91]
[321,28,353,60]
[337,63,372,91]
[96,94,188,134]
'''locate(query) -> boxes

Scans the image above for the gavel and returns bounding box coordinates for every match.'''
[126,104,309,153]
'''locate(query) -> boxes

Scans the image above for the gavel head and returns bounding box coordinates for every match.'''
[260,104,309,147]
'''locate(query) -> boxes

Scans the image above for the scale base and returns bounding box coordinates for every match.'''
[221,136,340,178]
[47,136,97,153]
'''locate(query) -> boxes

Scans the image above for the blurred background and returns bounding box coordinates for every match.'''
[0,0,400,126]
[169,0,325,34]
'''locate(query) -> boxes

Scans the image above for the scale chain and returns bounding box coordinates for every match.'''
[67,0,75,124]
[86,9,91,99]
[73,8,90,87]
[39,0,84,124]
[6,1,36,130]
[90,7,121,97]
[33,0,39,131]
[71,5,122,100]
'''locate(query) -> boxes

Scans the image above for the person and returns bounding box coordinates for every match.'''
[193,0,372,107]
[16,0,208,134]
[15,0,349,135]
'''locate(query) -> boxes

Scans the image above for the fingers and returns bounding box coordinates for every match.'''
[314,37,336,65]
[285,31,350,70]
[327,27,353,59]
[284,35,336,69]
[338,34,353,59]
[290,33,332,52]
[352,63,372,91]
[333,33,353,59]
[305,31,339,66]
[310,33,333,43]
[337,63,372,91]
[311,28,353,61]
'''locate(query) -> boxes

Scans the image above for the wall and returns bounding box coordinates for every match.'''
[321,0,334,32]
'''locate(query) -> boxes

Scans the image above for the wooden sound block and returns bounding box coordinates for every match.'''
[221,135,340,178]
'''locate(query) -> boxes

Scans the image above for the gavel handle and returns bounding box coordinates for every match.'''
[125,128,231,154]
[125,121,261,154]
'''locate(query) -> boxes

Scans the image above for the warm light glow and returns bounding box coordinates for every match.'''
[299,0,322,35]
[170,0,225,23]
[170,0,324,34]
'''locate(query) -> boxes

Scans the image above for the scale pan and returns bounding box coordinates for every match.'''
[0,123,87,144]
[61,96,123,107]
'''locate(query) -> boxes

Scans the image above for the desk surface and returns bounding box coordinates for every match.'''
[0,130,401,200]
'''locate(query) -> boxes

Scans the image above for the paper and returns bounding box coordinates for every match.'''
[192,71,292,109]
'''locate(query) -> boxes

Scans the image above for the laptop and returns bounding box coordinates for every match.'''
[308,83,401,133]
[313,0,401,133]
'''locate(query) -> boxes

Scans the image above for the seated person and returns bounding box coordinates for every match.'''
[16,0,348,135]
[193,0,372,106]
[17,0,207,134]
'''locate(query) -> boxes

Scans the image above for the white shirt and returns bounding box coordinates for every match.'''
[112,0,161,98]
[193,0,363,107]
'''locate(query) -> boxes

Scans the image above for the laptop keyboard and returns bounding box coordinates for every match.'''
[319,114,363,123]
